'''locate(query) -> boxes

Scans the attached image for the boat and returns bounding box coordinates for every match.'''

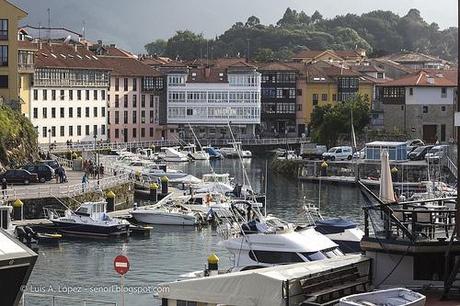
[219,142,252,158]
[303,203,364,253]
[45,201,130,237]
[182,144,209,161]
[203,146,223,159]
[0,228,37,306]
[339,288,426,306]
[276,150,301,160]
[130,202,204,226]
[160,147,189,162]
[136,148,160,161]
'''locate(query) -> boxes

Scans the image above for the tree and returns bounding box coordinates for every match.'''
[277,8,298,27]
[311,10,323,24]
[164,31,208,60]
[245,16,261,28]
[254,48,275,62]
[309,95,370,147]
[144,39,167,56]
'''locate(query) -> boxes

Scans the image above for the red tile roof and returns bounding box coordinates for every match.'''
[258,62,297,71]
[98,56,161,77]
[292,50,365,61]
[187,67,227,83]
[381,71,457,87]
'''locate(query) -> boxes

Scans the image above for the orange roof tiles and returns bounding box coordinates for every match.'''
[382,71,457,87]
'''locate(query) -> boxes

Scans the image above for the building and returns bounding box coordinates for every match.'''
[0,0,27,105]
[163,61,261,139]
[294,61,372,134]
[376,52,452,71]
[291,49,367,64]
[17,38,37,116]
[258,62,298,137]
[93,45,165,142]
[29,42,110,144]
[379,70,457,143]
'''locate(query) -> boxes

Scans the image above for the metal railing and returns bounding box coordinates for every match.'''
[22,292,117,306]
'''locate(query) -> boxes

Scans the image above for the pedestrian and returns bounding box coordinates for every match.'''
[82,173,89,192]
[100,164,104,177]
[55,167,60,183]
[1,178,7,200]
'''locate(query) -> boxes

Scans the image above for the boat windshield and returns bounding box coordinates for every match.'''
[301,251,327,261]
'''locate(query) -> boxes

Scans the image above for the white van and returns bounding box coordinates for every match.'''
[322,146,353,161]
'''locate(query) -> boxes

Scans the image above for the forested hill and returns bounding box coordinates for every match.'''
[145,8,458,62]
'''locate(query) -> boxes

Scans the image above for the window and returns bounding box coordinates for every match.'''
[51,107,56,118]
[69,126,73,136]
[101,90,106,100]
[85,90,90,100]
[33,108,38,119]
[51,126,56,137]
[297,104,302,111]
[150,95,154,108]
[77,125,81,136]
[423,106,428,113]
[60,90,64,100]
[60,107,65,118]
[93,125,97,136]
[141,128,145,138]
[150,110,154,123]
[115,111,119,124]
[141,95,145,108]
[132,111,137,124]
[69,90,73,100]
[124,111,128,124]
[93,107,98,117]
[60,126,65,137]
[141,110,145,123]
[441,87,447,98]
[85,125,90,136]
[0,46,7,66]
[124,95,128,108]
[77,90,81,100]
[441,106,446,112]
[177,301,197,306]
[51,90,56,101]
[133,95,137,107]
[149,127,154,137]
[94,90,98,100]
[115,78,119,91]
[33,89,38,100]
[0,19,8,40]
[132,78,137,91]
[249,250,303,264]
[115,95,120,108]
[43,90,48,101]
[42,127,47,138]
[124,78,128,91]
[77,107,81,118]
[409,88,414,96]
[69,108,73,118]
[321,94,328,101]
[101,107,106,117]
[42,108,47,118]
[312,94,319,106]
[297,89,302,96]
[332,94,337,101]
[115,129,119,138]
[377,72,384,79]
[0,75,7,88]
[187,109,193,116]
[132,128,137,138]
[85,107,90,118]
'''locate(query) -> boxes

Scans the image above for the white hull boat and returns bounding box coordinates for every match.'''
[339,288,426,306]
[189,151,210,160]
[130,207,200,226]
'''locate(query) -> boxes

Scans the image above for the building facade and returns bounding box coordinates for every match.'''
[29,43,110,144]
[164,62,261,139]
[259,63,298,137]
[0,0,27,104]
[380,71,457,143]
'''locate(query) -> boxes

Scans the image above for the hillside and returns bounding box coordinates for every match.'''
[145,8,458,62]
[0,106,39,170]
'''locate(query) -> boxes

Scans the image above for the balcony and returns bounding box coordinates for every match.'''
[18,62,34,73]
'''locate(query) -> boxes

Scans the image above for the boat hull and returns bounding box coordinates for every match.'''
[51,221,129,237]
[131,211,198,226]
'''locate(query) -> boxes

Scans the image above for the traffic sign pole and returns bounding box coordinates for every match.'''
[114,255,130,306]
[120,274,125,306]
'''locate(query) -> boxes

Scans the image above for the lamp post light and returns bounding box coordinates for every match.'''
[48,128,52,151]
[93,132,100,182]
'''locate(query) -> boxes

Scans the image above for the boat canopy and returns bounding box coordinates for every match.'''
[315,218,357,234]
[157,255,368,306]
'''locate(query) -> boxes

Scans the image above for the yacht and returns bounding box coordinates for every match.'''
[45,201,130,237]
[160,147,189,162]
[130,202,204,226]
[219,142,252,158]
[203,146,223,159]
[136,148,159,161]
[182,144,209,161]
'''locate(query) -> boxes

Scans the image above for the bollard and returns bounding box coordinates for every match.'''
[150,183,159,202]
[161,176,169,195]
[207,253,219,277]
[320,161,328,177]
[106,191,116,212]
[12,199,23,221]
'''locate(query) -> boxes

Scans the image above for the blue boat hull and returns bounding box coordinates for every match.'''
[51,221,129,238]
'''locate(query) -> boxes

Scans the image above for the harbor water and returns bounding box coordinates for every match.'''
[26,157,365,306]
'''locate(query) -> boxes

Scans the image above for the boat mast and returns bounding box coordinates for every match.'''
[456,3,460,237]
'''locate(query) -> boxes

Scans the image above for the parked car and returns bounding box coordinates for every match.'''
[406,139,425,153]
[407,145,433,161]
[300,143,327,159]
[353,148,366,159]
[22,163,55,183]
[322,146,353,161]
[425,145,448,163]
[40,160,60,170]
[0,169,39,185]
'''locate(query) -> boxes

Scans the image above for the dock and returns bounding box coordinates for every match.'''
[299,175,427,189]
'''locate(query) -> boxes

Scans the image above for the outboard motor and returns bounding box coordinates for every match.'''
[16,226,30,245]
[24,226,38,240]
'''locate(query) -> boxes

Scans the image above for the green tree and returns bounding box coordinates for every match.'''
[144,39,167,56]
[311,10,323,24]
[164,31,208,60]
[245,16,261,28]
[254,48,275,62]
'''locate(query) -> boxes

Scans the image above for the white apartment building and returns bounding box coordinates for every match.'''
[29,43,110,144]
[165,63,261,138]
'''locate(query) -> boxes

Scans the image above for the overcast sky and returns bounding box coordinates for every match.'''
[10,0,458,53]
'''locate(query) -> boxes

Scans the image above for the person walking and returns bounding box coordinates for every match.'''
[82,173,89,192]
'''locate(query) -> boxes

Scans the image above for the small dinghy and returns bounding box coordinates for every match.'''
[339,288,426,306]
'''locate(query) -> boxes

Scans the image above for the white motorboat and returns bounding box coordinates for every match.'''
[182,144,209,161]
[219,142,252,158]
[45,202,130,237]
[160,147,189,162]
[136,148,159,161]
[276,150,301,160]
[339,288,426,306]
[130,203,203,226]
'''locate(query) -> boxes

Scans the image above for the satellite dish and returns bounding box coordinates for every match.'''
[64,35,71,44]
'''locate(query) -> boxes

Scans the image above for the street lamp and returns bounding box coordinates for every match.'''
[93,132,100,182]
[48,128,52,151]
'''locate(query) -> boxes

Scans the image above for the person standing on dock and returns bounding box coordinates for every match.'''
[1,178,7,200]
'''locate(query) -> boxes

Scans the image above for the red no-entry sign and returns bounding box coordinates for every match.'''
[114,255,130,275]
